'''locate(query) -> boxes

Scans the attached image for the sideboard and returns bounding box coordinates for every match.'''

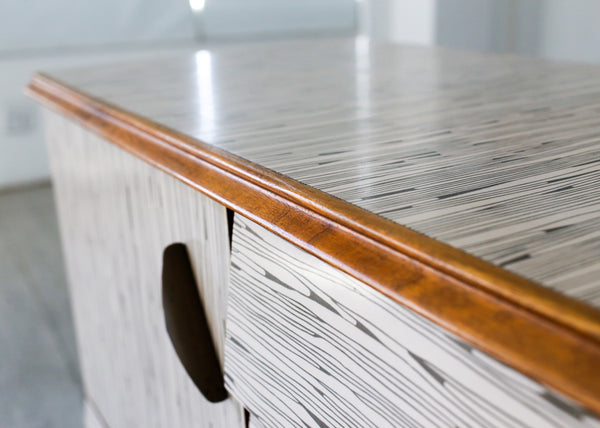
[26,38,600,427]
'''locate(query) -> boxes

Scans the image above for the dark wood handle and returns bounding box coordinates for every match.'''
[162,243,228,403]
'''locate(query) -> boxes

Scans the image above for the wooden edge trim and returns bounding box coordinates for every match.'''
[26,72,600,413]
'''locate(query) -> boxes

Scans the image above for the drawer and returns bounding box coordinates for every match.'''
[225,215,598,428]
[45,111,245,427]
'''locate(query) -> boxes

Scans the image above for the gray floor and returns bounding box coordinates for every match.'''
[0,184,83,428]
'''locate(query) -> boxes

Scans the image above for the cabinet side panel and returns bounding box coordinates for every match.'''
[226,215,600,428]
[43,109,243,428]
[83,401,108,428]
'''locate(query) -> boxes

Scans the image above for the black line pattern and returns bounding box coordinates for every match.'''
[44,111,244,426]
[225,216,599,427]
[50,38,600,305]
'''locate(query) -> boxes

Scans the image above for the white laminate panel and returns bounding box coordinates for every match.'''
[47,38,600,306]
[83,401,107,428]
[225,214,600,428]
[43,109,244,428]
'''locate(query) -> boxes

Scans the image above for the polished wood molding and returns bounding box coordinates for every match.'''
[27,72,600,413]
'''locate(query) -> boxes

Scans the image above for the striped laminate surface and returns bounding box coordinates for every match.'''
[44,110,244,427]
[45,37,600,305]
[226,215,600,428]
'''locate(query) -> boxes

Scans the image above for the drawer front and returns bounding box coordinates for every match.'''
[225,215,599,428]
[45,110,244,427]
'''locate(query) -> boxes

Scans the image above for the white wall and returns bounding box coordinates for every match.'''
[435,0,512,52]
[363,0,436,45]
[363,0,600,64]
[536,0,600,63]
[0,0,195,53]
[201,0,355,39]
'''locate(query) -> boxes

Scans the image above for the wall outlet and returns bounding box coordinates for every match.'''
[2,103,37,136]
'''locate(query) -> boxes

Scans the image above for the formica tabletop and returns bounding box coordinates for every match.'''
[27,37,600,412]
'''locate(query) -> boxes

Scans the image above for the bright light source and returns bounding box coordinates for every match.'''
[189,0,205,12]
[194,50,216,135]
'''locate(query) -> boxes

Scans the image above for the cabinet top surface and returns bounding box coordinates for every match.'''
[30,37,600,411]
[43,37,600,307]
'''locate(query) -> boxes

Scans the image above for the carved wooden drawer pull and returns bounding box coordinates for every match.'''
[162,243,228,403]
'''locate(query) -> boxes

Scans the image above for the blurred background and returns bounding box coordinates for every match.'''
[1,1,600,427]
[3,0,600,191]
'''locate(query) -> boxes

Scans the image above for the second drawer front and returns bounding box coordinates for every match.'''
[224,215,597,428]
